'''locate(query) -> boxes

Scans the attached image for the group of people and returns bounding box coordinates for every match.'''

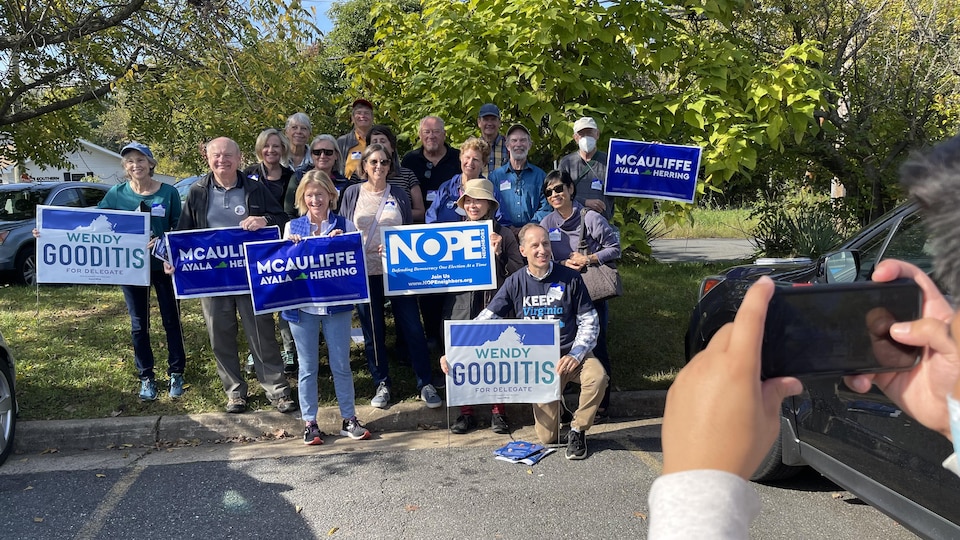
[96,99,623,455]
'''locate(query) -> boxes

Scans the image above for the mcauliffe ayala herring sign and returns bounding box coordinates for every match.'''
[603,138,702,203]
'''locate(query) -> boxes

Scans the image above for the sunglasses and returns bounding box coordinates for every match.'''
[367,159,391,166]
[311,148,335,156]
[545,184,566,196]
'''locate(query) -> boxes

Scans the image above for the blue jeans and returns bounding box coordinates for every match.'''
[356,276,432,390]
[121,268,186,380]
[288,309,355,422]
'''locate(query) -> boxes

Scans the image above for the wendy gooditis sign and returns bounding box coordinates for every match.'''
[243,233,369,315]
[604,138,702,203]
[443,320,561,406]
[165,226,280,299]
[36,206,151,286]
[381,221,498,296]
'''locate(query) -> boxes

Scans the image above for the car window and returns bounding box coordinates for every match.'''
[880,213,933,274]
[81,188,107,207]
[49,188,83,208]
[0,188,51,221]
[857,211,930,280]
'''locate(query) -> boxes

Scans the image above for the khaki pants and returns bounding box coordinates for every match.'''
[533,352,609,445]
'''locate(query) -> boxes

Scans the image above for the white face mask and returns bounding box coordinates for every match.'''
[578,136,597,154]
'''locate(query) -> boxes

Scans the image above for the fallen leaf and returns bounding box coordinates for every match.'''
[40,448,58,455]
[404,504,420,512]
[634,511,647,520]
[121,443,133,448]
[327,527,339,536]
[106,443,117,449]
[96,473,106,478]
[295,505,303,513]
[110,410,123,417]
[526,469,532,475]
[24,486,33,491]
[831,492,844,499]
[34,517,43,523]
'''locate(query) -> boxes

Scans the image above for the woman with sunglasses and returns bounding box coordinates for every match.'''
[540,169,620,421]
[367,124,426,223]
[339,144,440,411]
[290,134,354,212]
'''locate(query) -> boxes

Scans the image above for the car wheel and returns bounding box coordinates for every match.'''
[751,425,804,482]
[0,358,15,466]
[14,246,35,286]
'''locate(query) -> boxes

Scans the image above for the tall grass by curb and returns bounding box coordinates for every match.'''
[0,260,731,421]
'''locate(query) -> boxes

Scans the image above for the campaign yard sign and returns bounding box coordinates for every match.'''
[165,226,279,299]
[36,206,151,286]
[604,138,702,203]
[381,221,497,296]
[444,320,561,406]
[243,232,369,314]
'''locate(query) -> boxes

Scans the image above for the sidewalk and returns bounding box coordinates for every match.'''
[13,390,667,455]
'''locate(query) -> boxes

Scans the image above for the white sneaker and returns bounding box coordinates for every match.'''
[420,384,442,409]
[371,382,390,409]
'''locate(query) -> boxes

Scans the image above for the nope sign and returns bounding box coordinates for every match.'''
[381,221,497,295]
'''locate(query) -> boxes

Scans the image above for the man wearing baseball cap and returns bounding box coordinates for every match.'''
[558,116,614,220]
[337,98,375,179]
[477,103,509,176]
[489,124,549,227]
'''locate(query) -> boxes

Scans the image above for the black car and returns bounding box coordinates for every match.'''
[685,201,960,539]
[0,182,110,285]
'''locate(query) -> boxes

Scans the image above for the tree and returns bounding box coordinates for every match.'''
[344,0,832,250]
[734,0,960,222]
[0,0,318,169]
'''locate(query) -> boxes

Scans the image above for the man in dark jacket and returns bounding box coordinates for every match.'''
[178,137,295,414]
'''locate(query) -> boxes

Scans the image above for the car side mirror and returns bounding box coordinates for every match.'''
[821,250,860,283]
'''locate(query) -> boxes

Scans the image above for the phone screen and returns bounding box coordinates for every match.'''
[761,279,922,379]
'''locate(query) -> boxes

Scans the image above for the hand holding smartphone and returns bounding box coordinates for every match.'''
[761,279,923,379]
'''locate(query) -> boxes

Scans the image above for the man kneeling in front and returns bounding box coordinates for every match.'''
[441,224,608,459]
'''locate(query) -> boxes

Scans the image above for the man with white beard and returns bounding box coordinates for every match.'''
[488,124,549,229]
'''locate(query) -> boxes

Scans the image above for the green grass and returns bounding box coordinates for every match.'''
[0,261,730,420]
[661,207,756,239]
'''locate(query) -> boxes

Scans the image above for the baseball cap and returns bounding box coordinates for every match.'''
[573,117,599,133]
[506,124,530,137]
[478,103,501,119]
[352,98,374,110]
[120,142,157,166]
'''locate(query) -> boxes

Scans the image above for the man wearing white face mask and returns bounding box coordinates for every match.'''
[558,117,614,220]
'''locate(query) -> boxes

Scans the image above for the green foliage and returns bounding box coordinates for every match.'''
[751,183,858,258]
[346,0,831,183]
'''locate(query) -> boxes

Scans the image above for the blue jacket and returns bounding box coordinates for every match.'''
[424,174,510,225]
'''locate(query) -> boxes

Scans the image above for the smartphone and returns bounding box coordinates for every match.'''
[761,279,923,380]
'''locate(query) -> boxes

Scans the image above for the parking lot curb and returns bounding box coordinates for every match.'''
[13,390,667,455]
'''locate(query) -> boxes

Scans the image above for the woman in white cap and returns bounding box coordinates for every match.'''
[106,142,187,402]
[443,178,524,434]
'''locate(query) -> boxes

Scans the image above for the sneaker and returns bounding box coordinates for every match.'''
[139,378,158,402]
[168,373,185,399]
[273,397,298,413]
[450,414,477,434]
[282,350,298,375]
[245,353,255,374]
[371,382,390,409]
[566,429,587,460]
[420,384,442,409]
[340,417,371,440]
[303,422,324,445]
[491,413,510,434]
[226,397,246,413]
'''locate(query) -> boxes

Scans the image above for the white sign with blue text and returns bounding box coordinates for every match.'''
[36,205,151,286]
[604,138,702,203]
[444,320,561,406]
[381,221,497,296]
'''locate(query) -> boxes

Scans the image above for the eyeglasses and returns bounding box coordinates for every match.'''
[311,148,335,156]
[367,159,391,167]
[545,184,566,196]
